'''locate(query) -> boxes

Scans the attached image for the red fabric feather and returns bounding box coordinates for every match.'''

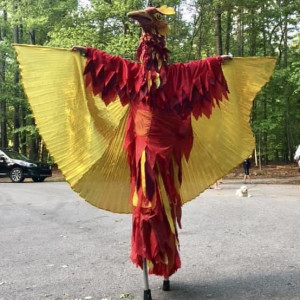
[84,39,228,277]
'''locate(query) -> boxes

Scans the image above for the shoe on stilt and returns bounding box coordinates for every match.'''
[163,279,170,291]
[144,289,152,300]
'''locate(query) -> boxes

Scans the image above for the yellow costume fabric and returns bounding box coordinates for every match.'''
[14,45,276,213]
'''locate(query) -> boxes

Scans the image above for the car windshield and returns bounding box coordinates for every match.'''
[3,150,31,162]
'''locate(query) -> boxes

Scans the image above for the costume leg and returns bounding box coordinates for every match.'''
[143,258,152,300]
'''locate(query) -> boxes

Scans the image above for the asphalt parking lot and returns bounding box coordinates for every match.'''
[0,181,299,300]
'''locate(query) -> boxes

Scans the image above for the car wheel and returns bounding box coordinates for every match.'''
[32,177,45,182]
[10,168,25,183]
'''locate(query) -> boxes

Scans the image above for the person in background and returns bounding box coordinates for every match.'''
[294,145,300,170]
[213,178,223,190]
[243,155,252,184]
[294,145,300,190]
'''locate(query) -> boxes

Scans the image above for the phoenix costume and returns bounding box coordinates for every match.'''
[14,5,276,281]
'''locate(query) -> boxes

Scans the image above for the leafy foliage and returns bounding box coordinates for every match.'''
[0,0,299,163]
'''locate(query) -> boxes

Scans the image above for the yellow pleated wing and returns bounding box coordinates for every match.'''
[181,57,276,204]
[14,44,131,213]
[14,44,276,213]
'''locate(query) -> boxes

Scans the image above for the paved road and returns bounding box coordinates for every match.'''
[0,182,299,300]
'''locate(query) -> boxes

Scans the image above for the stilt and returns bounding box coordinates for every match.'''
[143,259,152,300]
[162,277,170,291]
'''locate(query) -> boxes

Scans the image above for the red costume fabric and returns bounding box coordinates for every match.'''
[84,33,228,277]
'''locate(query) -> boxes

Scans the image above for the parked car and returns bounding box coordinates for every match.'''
[0,148,52,183]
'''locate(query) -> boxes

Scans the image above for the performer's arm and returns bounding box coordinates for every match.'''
[167,55,231,119]
[72,46,139,106]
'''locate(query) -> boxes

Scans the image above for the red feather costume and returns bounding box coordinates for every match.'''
[84,16,228,277]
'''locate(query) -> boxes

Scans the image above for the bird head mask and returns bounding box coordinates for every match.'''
[127,5,175,36]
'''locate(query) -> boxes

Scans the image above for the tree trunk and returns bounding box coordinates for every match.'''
[188,10,201,60]
[19,24,26,154]
[20,105,27,155]
[0,9,8,148]
[214,4,222,55]
[13,16,20,151]
[263,98,268,164]
[283,18,288,68]
[30,29,36,44]
[249,8,256,56]
[237,7,244,56]
[225,6,232,54]
[283,4,289,160]
[262,5,267,56]
[195,0,209,59]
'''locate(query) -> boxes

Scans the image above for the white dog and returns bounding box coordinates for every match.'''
[235,185,251,197]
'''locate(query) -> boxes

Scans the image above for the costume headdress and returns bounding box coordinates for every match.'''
[127,5,175,36]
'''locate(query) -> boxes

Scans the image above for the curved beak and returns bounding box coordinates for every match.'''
[127,10,152,26]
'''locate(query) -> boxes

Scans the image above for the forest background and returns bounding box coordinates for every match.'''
[0,0,299,168]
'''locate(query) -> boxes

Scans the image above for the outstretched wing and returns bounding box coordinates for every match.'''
[166,56,229,120]
[84,47,145,105]
[14,44,131,213]
[180,57,276,204]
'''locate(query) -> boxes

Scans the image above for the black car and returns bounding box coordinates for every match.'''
[0,148,52,183]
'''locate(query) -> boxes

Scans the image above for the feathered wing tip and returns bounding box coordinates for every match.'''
[180,57,277,203]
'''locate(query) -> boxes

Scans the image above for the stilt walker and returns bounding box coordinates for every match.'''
[14,5,276,300]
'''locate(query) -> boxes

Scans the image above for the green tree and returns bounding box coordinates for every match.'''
[0,0,299,166]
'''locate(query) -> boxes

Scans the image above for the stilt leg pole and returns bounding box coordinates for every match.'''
[143,259,152,300]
